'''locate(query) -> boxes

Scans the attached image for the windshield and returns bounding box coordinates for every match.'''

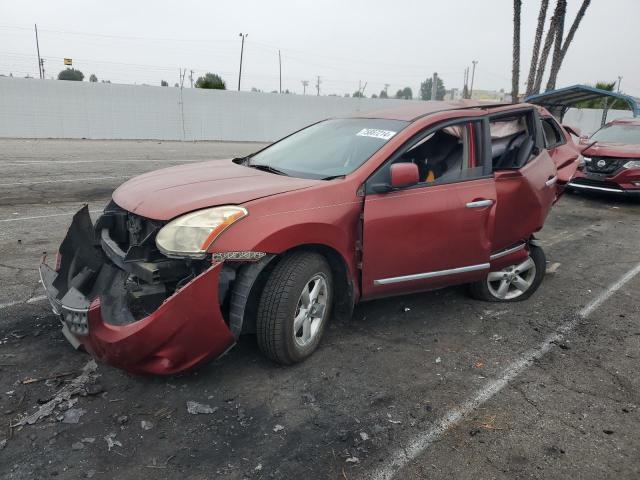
[591,124,640,145]
[248,118,409,179]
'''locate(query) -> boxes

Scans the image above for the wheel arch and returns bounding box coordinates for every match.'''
[228,243,356,337]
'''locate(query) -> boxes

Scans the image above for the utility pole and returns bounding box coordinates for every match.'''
[278,50,282,94]
[469,60,478,99]
[34,24,43,79]
[40,59,45,79]
[431,72,438,101]
[189,70,194,88]
[316,76,321,96]
[617,75,623,93]
[238,33,248,91]
[301,80,309,95]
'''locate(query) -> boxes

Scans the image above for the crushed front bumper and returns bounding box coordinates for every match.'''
[569,169,640,196]
[40,206,235,375]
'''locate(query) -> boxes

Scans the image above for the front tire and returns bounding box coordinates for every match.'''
[469,244,546,302]
[256,252,333,364]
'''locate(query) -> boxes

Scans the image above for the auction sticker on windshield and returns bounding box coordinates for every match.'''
[356,128,397,140]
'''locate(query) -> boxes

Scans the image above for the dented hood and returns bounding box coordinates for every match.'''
[112,159,318,220]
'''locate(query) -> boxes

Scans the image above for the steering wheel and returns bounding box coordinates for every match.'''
[497,131,526,168]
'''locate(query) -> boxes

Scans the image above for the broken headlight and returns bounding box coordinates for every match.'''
[622,160,640,169]
[155,206,248,259]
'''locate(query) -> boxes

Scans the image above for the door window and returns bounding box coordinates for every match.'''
[489,110,540,170]
[541,117,565,149]
[366,120,486,191]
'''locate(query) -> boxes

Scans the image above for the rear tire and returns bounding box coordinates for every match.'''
[469,245,546,302]
[256,252,333,364]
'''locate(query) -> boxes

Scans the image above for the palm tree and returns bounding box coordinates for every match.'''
[545,0,591,91]
[546,0,567,91]
[525,0,549,96]
[532,1,563,95]
[511,0,522,101]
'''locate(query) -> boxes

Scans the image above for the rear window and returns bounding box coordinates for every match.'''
[591,124,640,145]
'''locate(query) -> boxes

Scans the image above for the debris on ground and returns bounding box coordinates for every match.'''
[359,432,369,441]
[62,407,87,424]
[254,463,263,472]
[0,439,6,450]
[435,357,442,364]
[345,456,360,463]
[13,360,98,427]
[140,420,154,431]
[273,424,285,433]
[474,361,485,369]
[104,433,123,451]
[546,262,562,274]
[71,441,85,450]
[186,401,217,415]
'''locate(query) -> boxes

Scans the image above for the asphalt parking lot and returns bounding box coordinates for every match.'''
[1,138,639,480]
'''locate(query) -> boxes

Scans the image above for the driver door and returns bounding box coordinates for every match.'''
[360,119,496,299]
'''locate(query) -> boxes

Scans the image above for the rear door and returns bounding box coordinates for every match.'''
[490,108,558,251]
[541,115,579,195]
[360,118,496,299]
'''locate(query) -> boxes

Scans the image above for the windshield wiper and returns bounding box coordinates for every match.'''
[248,164,289,176]
[320,175,345,181]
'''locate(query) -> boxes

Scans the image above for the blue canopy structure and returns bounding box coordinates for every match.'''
[525,84,640,126]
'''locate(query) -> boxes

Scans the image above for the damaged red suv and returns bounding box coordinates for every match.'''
[568,118,640,196]
[40,102,578,374]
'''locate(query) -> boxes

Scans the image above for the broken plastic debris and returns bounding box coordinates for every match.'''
[273,424,285,433]
[0,439,6,450]
[254,464,263,472]
[140,420,154,431]
[359,432,369,441]
[62,408,86,424]
[104,433,122,451]
[435,357,442,364]
[186,401,217,415]
[14,360,98,427]
[345,456,360,463]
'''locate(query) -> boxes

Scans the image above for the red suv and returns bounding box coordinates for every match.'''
[40,102,578,374]
[568,118,640,196]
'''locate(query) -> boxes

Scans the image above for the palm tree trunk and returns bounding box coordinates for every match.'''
[532,1,562,95]
[545,0,567,91]
[545,0,591,91]
[511,0,522,101]
[525,0,549,96]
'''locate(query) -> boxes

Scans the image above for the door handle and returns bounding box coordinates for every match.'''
[545,175,558,187]
[466,199,494,208]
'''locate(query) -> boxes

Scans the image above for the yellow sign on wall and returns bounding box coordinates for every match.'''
[64,58,72,66]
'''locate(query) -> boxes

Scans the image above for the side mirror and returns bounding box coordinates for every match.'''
[390,163,419,188]
[562,124,582,137]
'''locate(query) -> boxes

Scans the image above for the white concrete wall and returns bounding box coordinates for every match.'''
[0,77,633,141]
[0,77,411,142]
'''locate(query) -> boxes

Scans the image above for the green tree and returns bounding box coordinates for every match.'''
[420,77,446,100]
[353,90,365,98]
[160,80,169,87]
[379,90,388,99]
[395,87,412,100]
[58,68,84,81]
[194,73,226,89]
[371,93,378,99]
[89,74,98,83]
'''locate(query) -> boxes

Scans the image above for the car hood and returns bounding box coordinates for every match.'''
[580,141,640,159]
[112,159,319,220]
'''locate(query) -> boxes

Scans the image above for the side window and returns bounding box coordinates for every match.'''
[489,110,538,171]
[394,121,484,186]
[541,117,565,149]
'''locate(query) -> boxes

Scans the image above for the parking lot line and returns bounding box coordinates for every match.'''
[370,260,640,480]
[0,210,102,223]
[0,176,128,187]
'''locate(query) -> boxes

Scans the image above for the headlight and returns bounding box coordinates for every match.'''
[156,206,248,259]
[622,160,640,169]
[577,155,586,168]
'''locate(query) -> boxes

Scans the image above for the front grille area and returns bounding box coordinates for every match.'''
[585,157,624,175]
[570,178,624,191]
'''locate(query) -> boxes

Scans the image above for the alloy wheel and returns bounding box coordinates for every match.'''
[486,256,537,300]
[293,274,329,348]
